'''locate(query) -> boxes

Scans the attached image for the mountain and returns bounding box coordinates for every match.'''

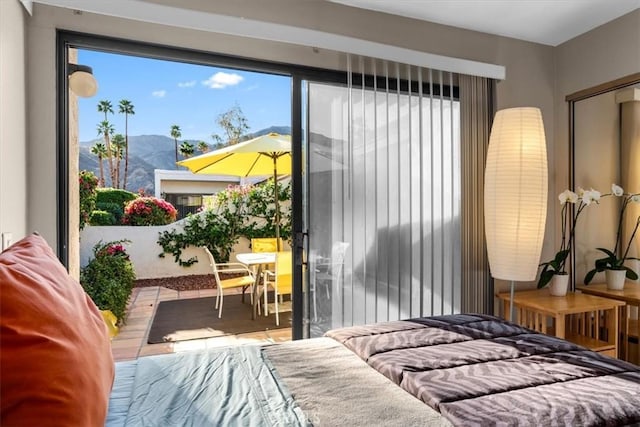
[79,126,292,194]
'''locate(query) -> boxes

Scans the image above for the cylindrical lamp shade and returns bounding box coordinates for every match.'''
[484,107,548,281]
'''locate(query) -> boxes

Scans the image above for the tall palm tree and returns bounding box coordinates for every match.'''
[118,99,135,190]
[111,134,126,188]
[97,100,115,187]
[90,142,107,186]
[170,124,181,166]
[97,100,113,121]
[197,140,209,154]
[97,120,115,187]
[179,141,195,159]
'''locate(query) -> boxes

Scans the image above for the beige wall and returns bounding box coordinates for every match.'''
[24,1,556,261]
[0,0,28,250]
[547,10,640,283]
[13,1,637,296]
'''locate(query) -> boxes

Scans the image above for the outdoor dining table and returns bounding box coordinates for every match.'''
[235,252,276,320]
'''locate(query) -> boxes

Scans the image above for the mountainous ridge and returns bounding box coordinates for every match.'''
[79,126,292,194]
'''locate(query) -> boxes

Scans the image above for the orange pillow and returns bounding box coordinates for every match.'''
[0,234,114,426]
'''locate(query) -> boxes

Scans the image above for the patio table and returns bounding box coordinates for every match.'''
[236,252,276,320]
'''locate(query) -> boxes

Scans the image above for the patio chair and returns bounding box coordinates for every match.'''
[202,247,255,318]
[310,242,349,321]
[251,237,283,253]
[261,251,292,326]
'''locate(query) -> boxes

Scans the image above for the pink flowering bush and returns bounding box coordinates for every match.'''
[80,240,135,322]
[122,196,177,226]
[79,170,99,230]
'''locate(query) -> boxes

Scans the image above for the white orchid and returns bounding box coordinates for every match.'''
[558,189,579,205]
[612,183,624,197]
[584,187,640,284]
[582,189,601,206]
[540,185,607,289]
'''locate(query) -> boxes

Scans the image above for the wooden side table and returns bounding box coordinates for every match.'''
[496,289,626,357]
[577,281,640,364]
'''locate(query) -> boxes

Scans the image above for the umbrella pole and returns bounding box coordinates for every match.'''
[273,156,281,251]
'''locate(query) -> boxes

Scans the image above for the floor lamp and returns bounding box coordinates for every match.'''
[484,107,548,321]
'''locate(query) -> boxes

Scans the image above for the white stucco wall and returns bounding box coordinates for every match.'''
[80,221,254,279]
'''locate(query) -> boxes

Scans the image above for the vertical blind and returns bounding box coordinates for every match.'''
[307,56,464,335]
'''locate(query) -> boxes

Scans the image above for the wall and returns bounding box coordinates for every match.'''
[24,1,556,262]
[0,0,28,250]
[549,10,640,282]
[79,222,252,279]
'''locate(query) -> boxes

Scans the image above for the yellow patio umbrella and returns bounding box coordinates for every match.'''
[177,132,291,249]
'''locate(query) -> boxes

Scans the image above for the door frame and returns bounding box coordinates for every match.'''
[57,31,347,340]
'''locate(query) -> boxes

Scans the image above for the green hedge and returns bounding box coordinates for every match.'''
[96,201,125,223]
[97,188,137,207]
[89,210,116,226]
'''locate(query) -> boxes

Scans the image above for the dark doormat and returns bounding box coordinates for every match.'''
[147,295,289,344]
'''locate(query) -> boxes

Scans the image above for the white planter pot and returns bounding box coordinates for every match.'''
[605,269,626,290]
[549,274,569,296]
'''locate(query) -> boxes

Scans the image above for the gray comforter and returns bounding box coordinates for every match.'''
[326,313,640,427]
[106,346,310,426]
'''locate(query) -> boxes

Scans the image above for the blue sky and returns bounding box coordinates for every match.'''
[77,49,292,143]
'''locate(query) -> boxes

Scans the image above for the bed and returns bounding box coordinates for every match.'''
[2,235,638,427]
[106,313,640,427]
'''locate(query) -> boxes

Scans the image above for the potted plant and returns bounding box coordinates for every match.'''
[584,184,640,289]
[538,188,602,295]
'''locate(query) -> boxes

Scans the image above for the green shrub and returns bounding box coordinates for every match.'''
[157,180,291,266]
[89,210,116,226]
[123,197,178,226]
[96,201,125,223]
[80,240,136,322]
[79,170,99,230]
[96,188,137,207]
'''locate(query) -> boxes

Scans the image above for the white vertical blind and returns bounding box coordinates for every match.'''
[307,56,461,335]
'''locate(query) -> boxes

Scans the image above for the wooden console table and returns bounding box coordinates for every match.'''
[577,281,639,364]
[496,289,626,357]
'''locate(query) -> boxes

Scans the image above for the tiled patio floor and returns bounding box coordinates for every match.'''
[110,286,292,362]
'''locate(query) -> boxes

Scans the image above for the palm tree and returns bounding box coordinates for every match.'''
[179,141,195,159]
[97,100,113,121]
[111,134,126,188]
[97,100,115,187]
[170,124,181,166]
[96,120,115,187]
[118,99,135,190]
[197,140,209,154]
[90,142,107,186]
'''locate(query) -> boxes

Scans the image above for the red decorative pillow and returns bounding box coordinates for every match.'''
[0,234,114,426]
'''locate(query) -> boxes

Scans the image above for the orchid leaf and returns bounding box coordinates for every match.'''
[624,267,639,281]
[584,268,598,285]
[537,269,556,289]
[595,247,617,259]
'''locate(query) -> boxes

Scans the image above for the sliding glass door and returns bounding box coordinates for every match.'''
[302,70,461,337]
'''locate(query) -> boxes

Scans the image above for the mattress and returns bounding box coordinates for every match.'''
[326,313,640,426]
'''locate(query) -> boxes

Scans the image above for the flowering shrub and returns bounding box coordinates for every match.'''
[80,240,135,322]
[79,170,99,230]
[157,179,291,266]
[122,197,177,226]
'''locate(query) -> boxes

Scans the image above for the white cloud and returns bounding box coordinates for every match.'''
[152,90,167,98]
[245,84,259,92]
[178,80,197,88]
[202,72,243,89]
